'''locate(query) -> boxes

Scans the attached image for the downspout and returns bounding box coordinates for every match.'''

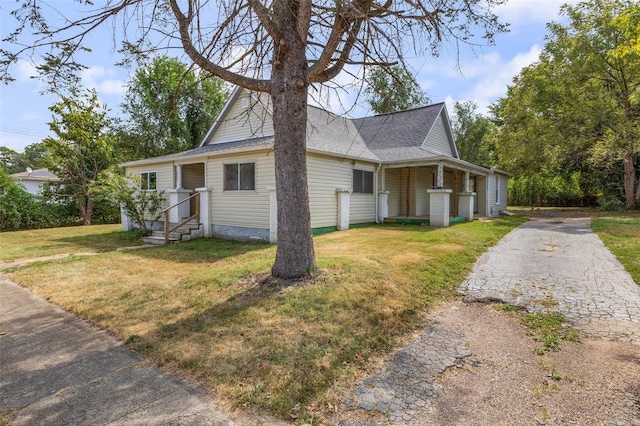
[375,162,382,223]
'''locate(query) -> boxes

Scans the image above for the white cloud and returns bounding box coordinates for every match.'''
[14,59,38,82]
[80,66,126,96]
[494,0,581,25]
[464,44,542,112]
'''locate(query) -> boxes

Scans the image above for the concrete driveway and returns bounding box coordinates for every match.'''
[459,216,640,345]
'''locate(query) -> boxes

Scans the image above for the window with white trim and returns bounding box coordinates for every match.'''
[353,169,374,194]
[495,175,500,205]
[140,172,157,190]
[224,162,255,191]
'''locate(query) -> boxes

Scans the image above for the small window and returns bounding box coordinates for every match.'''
[353,169,374,194]
[224,162,255,191]
[241,97,249,108]
[140,172,157,190]
[495,175,500,205]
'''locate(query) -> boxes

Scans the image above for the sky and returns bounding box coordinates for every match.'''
[0,0,580,154]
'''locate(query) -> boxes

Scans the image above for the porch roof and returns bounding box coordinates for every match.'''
[121,136,275,167]
[382,155,512,177]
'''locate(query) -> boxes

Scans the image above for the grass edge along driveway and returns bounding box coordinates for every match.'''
[6,217,527,422]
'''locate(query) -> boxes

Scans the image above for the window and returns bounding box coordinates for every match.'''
[224,162,255,191]
[140,172,157,190]
[495,175,500,205]
[353,169,374,194]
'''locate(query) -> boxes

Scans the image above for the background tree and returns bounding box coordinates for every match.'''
[42,89,116,225]
[493,0,640,209]
[0,142,48,174]
[3,0,507,278]
[452,100,496,166]
[0,147,18,173]
[117,55,227,160]
[364,65,430,114]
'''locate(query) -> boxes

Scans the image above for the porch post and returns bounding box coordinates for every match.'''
[336,187,352,231]
[427,188,452,227]
[378,190,390,222]
[167,189,191,223]
[267,186,277,244]
[196,187,212,237]
[176,164,183,189]
[463,171,470,192]
[120,203,133,231]
[436,164,444,188]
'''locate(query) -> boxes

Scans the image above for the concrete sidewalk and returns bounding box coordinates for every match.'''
[0,274,233,426]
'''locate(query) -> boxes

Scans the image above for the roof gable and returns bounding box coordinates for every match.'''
[200,87,274,146]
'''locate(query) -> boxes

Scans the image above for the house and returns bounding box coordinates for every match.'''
[9,168,59,195]
[122,87,510,243]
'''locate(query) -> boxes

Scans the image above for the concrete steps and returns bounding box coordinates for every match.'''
[142,219,203,245]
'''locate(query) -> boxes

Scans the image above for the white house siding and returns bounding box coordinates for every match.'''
[207,92,274,144]
[16,180,43,195]
[181,163,205,189]
[484,174,508,217]
[423,115,453,156]
[126,162,174,212]
[307,153,348,228]
[350,161,376,224]
[306,155,376,228]
[476,176,487,217]
[385,168,402,217]
[205,150,275,233]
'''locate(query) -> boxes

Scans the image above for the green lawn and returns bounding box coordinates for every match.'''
[0,225,144,263]
[4,218,525,421]
[591,216,640,285]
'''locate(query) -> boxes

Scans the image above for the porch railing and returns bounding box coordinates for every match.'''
[161,192,200,244]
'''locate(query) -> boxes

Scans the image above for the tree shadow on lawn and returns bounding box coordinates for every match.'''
[53,230,145,253]
[138,273,338,414]
[55,233,272,264]
[129,238,273,264]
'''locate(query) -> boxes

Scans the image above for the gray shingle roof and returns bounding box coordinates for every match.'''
[9,168,59,181]
[122,99,453,166]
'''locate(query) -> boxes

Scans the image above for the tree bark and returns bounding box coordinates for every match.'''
[623,152,637,208]
[270,0,316,279]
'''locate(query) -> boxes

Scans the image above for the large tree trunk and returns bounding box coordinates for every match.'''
[623,153,638,208]
[269,1,316,279]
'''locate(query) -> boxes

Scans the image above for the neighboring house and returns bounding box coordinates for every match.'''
[9,168,59,195]
[122,87,510,243]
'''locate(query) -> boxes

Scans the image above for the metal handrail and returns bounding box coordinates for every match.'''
[161,192,200,244]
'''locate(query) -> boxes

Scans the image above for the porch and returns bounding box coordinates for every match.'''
[378,161,488,227]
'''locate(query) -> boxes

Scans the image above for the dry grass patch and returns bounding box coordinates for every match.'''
[7,217,525,421]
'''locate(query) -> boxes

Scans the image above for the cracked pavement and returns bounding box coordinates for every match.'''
[347,216,640,424]
[459,217,640,345]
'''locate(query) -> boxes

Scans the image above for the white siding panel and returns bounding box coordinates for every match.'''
[307,154,351,228]
[181,163,205,189]
[208,92,274,144]
[206,151,275,229]
[476,176,487,216]
[423,115,453,156]
[351,161,376,224]
[126,162,174,212]
[385,168,402,217]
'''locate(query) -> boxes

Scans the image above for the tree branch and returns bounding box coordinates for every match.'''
[168,0,271,93]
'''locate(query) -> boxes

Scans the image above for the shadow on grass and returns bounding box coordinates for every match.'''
[128,238,273,264]
[53,230,145,252]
